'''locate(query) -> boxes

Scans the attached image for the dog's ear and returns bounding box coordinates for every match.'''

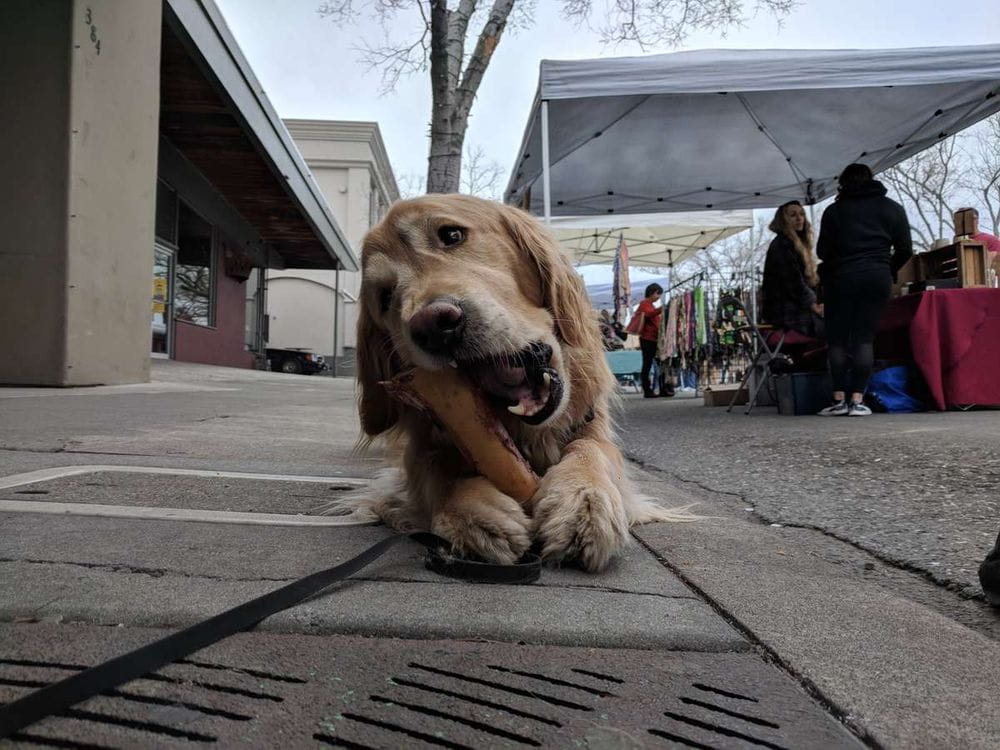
[500,205,593,348]
[355,294,400,437]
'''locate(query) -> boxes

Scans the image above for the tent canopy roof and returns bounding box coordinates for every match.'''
[550,209,752,267]
[506,45,1000,217]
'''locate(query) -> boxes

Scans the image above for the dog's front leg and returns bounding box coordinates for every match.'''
[403,427,532,565]
[430,477,533,564]
[531,437,631,572]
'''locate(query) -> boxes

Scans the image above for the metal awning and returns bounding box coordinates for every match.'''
[162,0,357,271]
[506,45,1000,220]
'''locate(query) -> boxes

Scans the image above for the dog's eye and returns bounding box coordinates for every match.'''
[378,286,393,313]
[437,226,466,247]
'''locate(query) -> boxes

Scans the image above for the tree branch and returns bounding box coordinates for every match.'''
[560,0,798,49]
[454,0,516,119]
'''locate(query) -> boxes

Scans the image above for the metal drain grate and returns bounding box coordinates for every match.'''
[0,623,862,749]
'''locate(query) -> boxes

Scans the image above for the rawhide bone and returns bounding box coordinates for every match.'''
[380,367,540,503]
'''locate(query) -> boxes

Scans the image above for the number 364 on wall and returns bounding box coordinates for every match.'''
[84,6,101,56]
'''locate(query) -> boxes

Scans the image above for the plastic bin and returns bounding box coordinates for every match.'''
[775,372,833,416]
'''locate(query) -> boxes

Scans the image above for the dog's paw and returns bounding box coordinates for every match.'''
[532,465,631,572]
[431,478,532,565]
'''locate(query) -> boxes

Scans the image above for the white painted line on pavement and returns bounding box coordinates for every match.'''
[0,500,376,526]
[0,465,369,491]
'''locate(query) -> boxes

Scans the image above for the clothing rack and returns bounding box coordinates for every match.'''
[656,266,764,394]
[663,270,706,296]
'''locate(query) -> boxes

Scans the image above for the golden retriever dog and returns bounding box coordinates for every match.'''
[347,194,688,572]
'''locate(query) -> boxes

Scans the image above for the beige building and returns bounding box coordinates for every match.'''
[0,0,356,386]
[270,121,399,374]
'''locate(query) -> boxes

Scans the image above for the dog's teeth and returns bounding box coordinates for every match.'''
[542,372,552,386]
[507,404,527,416]
[448,360,458,368]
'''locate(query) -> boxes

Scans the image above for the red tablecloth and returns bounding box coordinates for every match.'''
[878,289,1000,409]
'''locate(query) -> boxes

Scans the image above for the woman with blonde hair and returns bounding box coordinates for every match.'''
[761,200,824,339]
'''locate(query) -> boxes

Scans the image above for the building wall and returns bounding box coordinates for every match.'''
[64,0,162,385]
[173,269,255,369]
[0,0,161,386]
[0,0,73,383]
[270,121,398,367]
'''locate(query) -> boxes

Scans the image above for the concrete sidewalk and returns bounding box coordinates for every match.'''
[0,361,996,748]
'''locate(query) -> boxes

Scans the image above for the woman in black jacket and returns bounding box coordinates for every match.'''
[816,163,913,417]
[761,200,823,339]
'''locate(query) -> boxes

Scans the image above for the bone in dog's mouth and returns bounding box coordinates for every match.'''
[455,342,564,426]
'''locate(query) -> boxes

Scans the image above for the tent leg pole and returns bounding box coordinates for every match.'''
[541,100,552,225]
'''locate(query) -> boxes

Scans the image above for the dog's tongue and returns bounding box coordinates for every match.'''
[495,363,526,387]
[473,364,550,418]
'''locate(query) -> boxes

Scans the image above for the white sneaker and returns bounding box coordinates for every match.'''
[817,400,849,416]
[848,402,872,416]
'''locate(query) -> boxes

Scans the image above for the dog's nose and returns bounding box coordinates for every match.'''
[409,299,465,355]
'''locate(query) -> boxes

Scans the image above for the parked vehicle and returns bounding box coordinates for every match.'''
[266,348,327,375]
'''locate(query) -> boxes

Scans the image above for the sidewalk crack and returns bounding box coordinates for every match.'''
[0,557,295,583]
[625,452,987,601]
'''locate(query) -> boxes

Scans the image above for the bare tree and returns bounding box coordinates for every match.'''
[460,143,505,199]
[565,0,798,49]
[394,169,426,199]
[680,216,771,283]
[395,142,507,199]
[960,113,1000,234]
[881,139,963,249]
[317,0,797,193]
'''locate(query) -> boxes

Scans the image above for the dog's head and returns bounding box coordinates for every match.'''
[356,194,603,438]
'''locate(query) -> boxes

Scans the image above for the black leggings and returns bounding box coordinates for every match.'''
[824,270,892,395]
[640,338,658,393]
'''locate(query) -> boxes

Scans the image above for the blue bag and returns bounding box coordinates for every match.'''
[867,365,925,413]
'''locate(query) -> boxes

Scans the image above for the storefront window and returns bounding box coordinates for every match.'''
[155,180,178,246]
[175,203,214,327]
[151,246,173,356]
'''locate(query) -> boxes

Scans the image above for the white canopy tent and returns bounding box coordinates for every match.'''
[550,209,752,267]
[505,45,1000,219]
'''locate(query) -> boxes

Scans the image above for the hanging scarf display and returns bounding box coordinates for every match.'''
[694,286,707,347]
[610,235,631,326]
[659,296,678,360]
[676,293,689,355]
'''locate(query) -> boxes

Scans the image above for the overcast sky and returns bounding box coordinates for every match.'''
[215,1,998,284]
[216,0,1000,189]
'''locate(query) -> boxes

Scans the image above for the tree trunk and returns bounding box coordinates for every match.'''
[427,132,465,193]
[427,1,456,192]
[426,0,516,194]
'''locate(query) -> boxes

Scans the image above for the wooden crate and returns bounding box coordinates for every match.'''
[911,241,989,289]
[703,383,748,407]
[954,208,978,237]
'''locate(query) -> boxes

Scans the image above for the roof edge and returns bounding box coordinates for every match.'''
[165,0,359,271]
[284,119,400,203]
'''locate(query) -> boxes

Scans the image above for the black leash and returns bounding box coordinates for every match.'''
[0,532,541,739]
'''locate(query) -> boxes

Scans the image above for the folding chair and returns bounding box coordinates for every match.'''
[720,296,789,415]
[726,324,787,415]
